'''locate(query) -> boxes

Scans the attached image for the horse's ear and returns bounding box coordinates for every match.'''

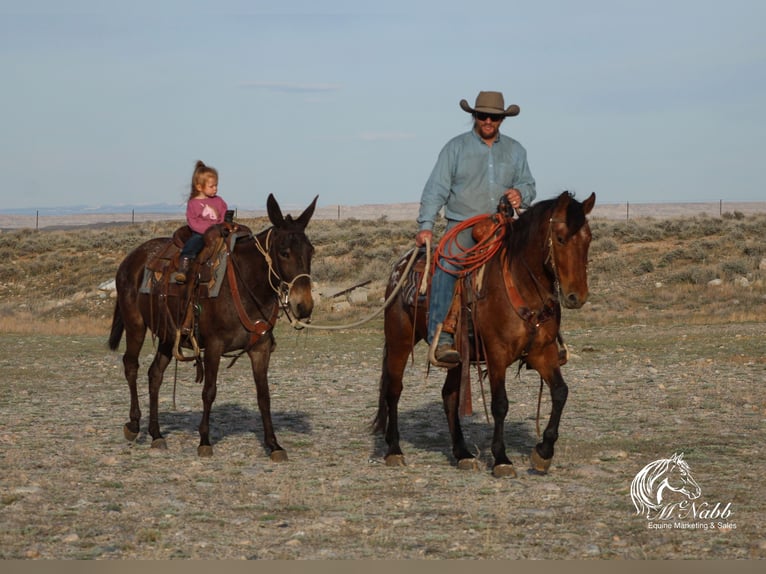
[295,195,318,230]
[266,194,286,227]
[582,192,596,215]
[552,191,572,220]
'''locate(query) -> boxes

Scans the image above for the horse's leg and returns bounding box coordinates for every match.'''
[374,341,411,466]
[247,344,286,462]
[146,341,173,449]
[197,347,222,457]
[530,365,568,474]
[486,366,516,478]
[442,367,478,470]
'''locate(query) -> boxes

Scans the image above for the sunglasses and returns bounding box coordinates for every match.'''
[475,112,504,122]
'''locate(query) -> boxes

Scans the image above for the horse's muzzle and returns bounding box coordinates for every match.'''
[562,291,588,309]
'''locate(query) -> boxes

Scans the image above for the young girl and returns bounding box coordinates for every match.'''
[174,160,229,284]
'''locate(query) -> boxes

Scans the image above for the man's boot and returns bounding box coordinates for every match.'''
[174,257,191,284]
[435,285,461,365]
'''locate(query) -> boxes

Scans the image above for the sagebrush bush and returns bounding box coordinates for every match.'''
[719,259,752,278]
[665,265,717,285]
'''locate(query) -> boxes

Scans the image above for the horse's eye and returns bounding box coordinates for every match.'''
[279,248,290,258]
[556,235,566,245]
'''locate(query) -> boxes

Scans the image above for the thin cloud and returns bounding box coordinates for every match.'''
[239,81,342,93]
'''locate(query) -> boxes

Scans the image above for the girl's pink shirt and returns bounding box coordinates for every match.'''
[186,195,228,234]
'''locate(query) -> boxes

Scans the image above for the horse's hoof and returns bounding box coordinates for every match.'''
[530,448,552,474]
[492,464,517,478]
[123,424,138,442]
[270,450,288,463]
[457,458,480,471]
[384,454,406,467]
[151,438,167,450]
[197,445,213,457]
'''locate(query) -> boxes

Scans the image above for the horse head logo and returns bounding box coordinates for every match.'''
[630,453,702,518]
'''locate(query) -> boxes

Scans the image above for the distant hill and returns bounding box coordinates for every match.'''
[1,201,765,231]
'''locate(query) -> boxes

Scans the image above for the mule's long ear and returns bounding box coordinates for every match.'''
[582,192,596,215]
[295,195,318,230]
[266,193,285,227]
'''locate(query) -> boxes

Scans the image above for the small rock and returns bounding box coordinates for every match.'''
[584,544,601,556]
[597,450,628,461]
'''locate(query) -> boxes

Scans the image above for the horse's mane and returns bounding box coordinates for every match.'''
[507,191,585,252]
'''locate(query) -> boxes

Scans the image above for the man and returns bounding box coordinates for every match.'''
[416,91,537,366]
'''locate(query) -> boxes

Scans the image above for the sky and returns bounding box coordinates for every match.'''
[1,0,764,213]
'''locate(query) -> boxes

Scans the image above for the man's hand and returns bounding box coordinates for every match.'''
[504,188,522,209]
[415,229,432,247]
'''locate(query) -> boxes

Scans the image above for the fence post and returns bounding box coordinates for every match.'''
[626,202,630,221]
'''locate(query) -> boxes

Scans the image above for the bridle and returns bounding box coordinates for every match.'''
[251,228,312,326]
[543,216,566,302]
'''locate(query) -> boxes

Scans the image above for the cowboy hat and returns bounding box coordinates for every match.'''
[459,91,520,117]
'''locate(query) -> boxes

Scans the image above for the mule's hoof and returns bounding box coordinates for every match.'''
[151,438,168,450]
[492,464,517,478]
[270,450,288,463]
[457,458,480,471]
[530,448,552,474]
[123,424,138,442]
[384,454,406,467]
[197,445,213,457]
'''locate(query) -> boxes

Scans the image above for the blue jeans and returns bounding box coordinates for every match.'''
[180,232,205,259]
[428,221,477,345]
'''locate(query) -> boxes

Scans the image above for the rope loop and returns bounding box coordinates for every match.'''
[434,214,508,276]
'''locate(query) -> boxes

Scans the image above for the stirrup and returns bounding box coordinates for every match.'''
[428,323,460,369]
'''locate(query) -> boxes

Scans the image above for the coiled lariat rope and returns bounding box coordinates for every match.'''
[434,214,508,277]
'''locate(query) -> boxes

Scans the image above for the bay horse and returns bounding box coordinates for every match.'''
[108,194,317,459]
[372,191,596,477]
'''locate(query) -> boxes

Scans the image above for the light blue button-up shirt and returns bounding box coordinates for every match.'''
[417,129,536,231]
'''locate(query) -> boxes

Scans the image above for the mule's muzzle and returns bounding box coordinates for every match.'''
[294,301,314,321]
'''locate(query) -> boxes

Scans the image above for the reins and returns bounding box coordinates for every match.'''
[287,246,422,331]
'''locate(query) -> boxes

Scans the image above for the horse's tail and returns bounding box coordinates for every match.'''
[108,300,124,351]
[370,344,391,435]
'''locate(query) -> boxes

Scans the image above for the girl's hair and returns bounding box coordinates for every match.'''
[188,160,219,200]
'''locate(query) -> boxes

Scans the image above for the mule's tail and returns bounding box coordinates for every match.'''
[108,301,124,351]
